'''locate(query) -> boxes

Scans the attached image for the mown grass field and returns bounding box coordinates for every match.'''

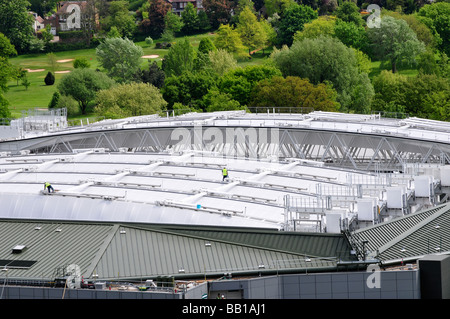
[5,32,417,119]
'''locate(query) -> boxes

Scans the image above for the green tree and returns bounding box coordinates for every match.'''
[198,37,216,55]
[367,16,425,73]
[21,74,31,90]
[96,37,144,83]
[163,38,197,77]
[0,32,17,57]
[250,76,339,112]
[371,70,408,114]
[278,4,318,46]
[335,1,364,27]
[236,7,268,55]
[57,68,116,114]
[382,10,436,50]
[214,24,248,57]
[208,49,238,76]
[102,0,136,38]
[48,91,60,109]
[334,19,369,53]
[264,0,295,16]
[417,2,450,56]
[0,32,15,118]
[73,57,91,69]
[271,36,374,113]
[293,16,336,42]
[162,71,217,110]
[197,11,211,32]
[95,82,167,119]
[203,89,243,112]
[165,10,184,34]
[218,65,282,105]
[0,0,34,54]
[181,2,199,35]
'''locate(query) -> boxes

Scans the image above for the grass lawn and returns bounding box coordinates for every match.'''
[5,33,218,118]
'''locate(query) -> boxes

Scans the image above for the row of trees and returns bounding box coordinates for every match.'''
[1,0,449,122]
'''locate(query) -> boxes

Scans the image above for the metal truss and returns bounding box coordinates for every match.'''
[2,126,450,172]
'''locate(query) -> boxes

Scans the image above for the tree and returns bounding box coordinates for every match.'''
[264,0,295,17]
[102,0,137,38]
[44,72,55,86]
[0,0,34,54]
[137,61,166,88]
[250,76,339,112]
[0,94,11,119]
[271,36,374,113]
[165,10,184,34]
[73,57,91,69]
[202,0,234,29]
[236,7,268,55]
[382,10,436,50]
[203,89,243,112]
[48,91,60,109]
[57,68,116,114]
[198,37,216,55]
[21,74,31,90]
[367,16,425,73]
[95,82,167,119]
[335,1,364,27]
[214,24,248,57]
[140,0,172,37]
[162,71,218,110]
[293,16,336,42]
[334,19,369,53]
[181,2,199,35]
[277,4,318,46]
[40,24,54,46]
[417,2,450,56]
[163,38,197,77]
[197,10,211,32]
[371,70,409,114]
[208,49,238,76]
[0,32,17,58]
[0,33,16,111]
[96,37,144,83]
[218,65,282,105]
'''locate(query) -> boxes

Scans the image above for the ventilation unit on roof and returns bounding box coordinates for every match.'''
[12,245,26,254]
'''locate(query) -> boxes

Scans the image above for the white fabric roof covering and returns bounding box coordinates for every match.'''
[0,149,437,231]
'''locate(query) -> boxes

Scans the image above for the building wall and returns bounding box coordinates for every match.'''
[0,270,421,299]
[207,270,420,299]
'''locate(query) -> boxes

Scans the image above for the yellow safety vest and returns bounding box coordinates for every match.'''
[45,182,51,187]
[222,169,228,176]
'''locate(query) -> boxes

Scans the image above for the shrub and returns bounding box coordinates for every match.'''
[44,72,55,85]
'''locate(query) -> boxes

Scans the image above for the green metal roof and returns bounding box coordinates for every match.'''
[351,203,450,264]
[0,220,352,282]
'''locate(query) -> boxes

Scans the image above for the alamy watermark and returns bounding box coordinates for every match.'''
[170,126,280,160]
[366,264,381,289]
[367,4,381,28]
[66,4,81,29]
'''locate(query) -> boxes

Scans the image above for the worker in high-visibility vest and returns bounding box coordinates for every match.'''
[222,168,228,181]
[44,182,54,193]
